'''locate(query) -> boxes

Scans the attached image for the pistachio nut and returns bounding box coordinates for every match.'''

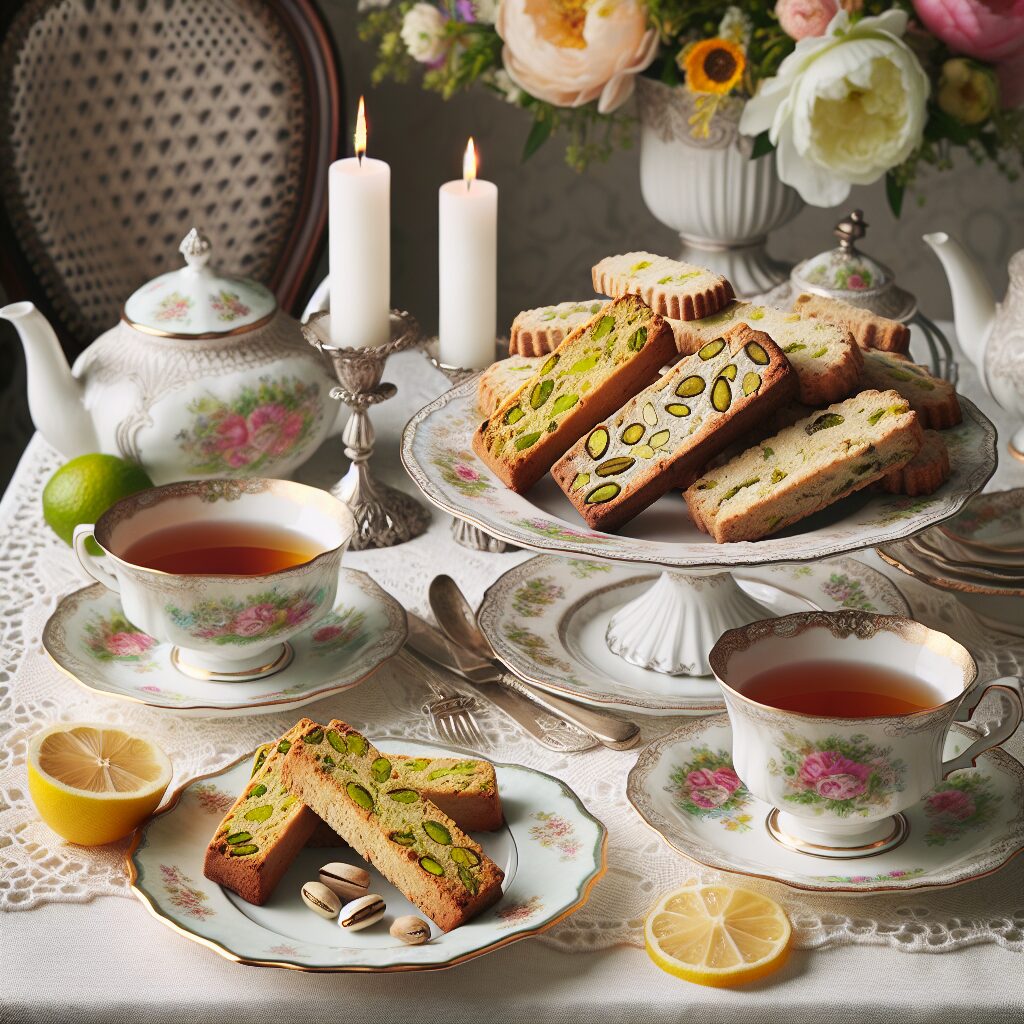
[711,377,732,412]
[390,915,432,946]
[699,338,726,360]
[586,427,609,460]
[621,423,645,445]
[338,894,386,931]
[346,782,374,812]
[585,482,620,504]
[745,341,769,365]
[301,880,341,920]
[676,376,705,398]
[319,862,371,901]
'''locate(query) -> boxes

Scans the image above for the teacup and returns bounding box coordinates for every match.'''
[73,479,355,681]
[709,610,1023,858]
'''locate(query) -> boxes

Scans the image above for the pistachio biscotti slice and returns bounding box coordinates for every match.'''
[670,301,863,405]
[593,252,734,320]
[794,293,910,353]
[684,390,924,543]
[552,325,797,532]
[477,355,545,414]
[280,721,504,932]
[859,349,962,429]
[879,429,951,496]
[473,295,676,492]
[509,300,606,356]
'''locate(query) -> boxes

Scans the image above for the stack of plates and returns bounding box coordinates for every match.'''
[877,488,1024,627]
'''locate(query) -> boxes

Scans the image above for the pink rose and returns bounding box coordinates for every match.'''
[249,403,287,431]
[285,600,317,626]
[455,464,480,482]
[798,750,871,786]
[686,768,719,789]
[313,624,344,644]
[712,767,742,795]
[230,603,278,637]
[689,784,733,809]
[846,273,867,289]
[912,0,1024,64]
[926,788,976,820]
[816,773,868,800]
[106,631,154,656]
[776,0,838,40]
[215,413,249,450]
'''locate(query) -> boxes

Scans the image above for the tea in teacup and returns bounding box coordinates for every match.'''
[738,660,944,717]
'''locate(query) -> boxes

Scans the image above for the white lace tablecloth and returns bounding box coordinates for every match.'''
[2,339,1023,969]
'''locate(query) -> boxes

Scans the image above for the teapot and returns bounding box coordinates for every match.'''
[0,229,341,483]
[924,232,1024,460]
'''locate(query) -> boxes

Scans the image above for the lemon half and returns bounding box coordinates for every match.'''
[645,882,792,987]
[28,723,171,845]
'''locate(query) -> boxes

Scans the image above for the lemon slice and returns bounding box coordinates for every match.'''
[28,723,171,846]
[645,882,791,987]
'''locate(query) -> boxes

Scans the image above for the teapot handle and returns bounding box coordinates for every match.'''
[942,677,1023,777]
[72,525,120,594]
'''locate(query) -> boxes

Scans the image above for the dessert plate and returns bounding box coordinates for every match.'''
[401,377,996,570]
[628,716,1024,895]
[42,570,407,716]
[937,488,1024,556]
[478,555,910,716]
[127,738,606,972]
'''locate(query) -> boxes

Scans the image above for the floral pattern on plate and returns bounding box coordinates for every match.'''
[210,290,250,322]
[668,746,752,833]
[153,291,193,322]
[923,774,1003,847]
[166,587,327,645]
[83,610,156,667]
[160,865,214,920]
[529,811,582,860]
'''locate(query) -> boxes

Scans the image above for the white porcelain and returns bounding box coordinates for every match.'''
[127,738,606,971]
[477,555,910,716]
[635,78,804,297]
[72,478,355,681]
[925,233,1024,458]
[628,715,1024,894]
[42,569,405,716]
[0,230,340,483]
[709,611,1023,856]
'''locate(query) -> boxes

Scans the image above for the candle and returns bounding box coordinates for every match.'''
[328,97,391,347]
[439,138,497,369]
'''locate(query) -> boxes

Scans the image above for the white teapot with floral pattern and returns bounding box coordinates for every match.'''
[0,229,340,483]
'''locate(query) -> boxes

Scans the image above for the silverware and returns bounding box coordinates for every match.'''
[428,575,642,751]
[396,648,486,750]
[407,614,599,753]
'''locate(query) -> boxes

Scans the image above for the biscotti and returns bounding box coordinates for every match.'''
[281,720,504,932]
[552,325,797,531]
[685,390,924,543]
[670,301,863,405]
[859,349,962,429]
[593,252,734,321]
[387,753,504,832]
[509,300,605,356]
[794,292,910,354]
[879,429,951,496]
[477,355,545,414]
[473,295,676,492]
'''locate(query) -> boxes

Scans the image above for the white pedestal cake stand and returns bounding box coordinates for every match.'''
[401,376,997,677]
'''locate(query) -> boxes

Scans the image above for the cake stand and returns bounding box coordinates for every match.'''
[401,376,997,678]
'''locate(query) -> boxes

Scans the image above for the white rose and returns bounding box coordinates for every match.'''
[401,3,449,64]
[491,68,523,105]
[497,0,657,114]
[739,10,930,207]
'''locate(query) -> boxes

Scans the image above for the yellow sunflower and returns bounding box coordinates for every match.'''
[681,37,746,95]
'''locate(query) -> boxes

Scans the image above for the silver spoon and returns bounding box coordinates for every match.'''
[428,575,641,751]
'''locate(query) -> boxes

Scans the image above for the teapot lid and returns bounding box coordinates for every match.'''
[790,210,916,322]
[122,229,277,337]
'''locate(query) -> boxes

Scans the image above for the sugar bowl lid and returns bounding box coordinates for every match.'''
[122,228,277,337]
[790,210,917,322]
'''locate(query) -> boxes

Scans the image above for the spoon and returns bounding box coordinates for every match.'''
[428,575,641,751]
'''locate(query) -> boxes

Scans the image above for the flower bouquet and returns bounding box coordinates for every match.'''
[360,1,1024,210]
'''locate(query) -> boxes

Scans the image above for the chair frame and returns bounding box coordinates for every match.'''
[0,0,343,351]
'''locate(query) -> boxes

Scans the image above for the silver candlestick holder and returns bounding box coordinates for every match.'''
[303,310,431,550]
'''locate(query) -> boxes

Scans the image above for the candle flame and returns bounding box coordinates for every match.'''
[463,137,477,188]
[355,97,367,162]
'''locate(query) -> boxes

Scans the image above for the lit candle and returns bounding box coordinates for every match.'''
[328,97,391,347]
[439,138,497,369]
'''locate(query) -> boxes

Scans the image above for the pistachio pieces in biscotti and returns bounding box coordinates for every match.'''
[551,324,798,532]
[858,349,962,429]
[592,253,734,321]
[472,295,676,492]
[509,299,606,356]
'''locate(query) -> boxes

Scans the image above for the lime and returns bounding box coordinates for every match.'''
[42,454,153,552]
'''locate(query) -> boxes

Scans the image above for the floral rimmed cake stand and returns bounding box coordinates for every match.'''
[126,738,606,972]
[42,569,407,717]
[401,376,996,677]
[627,716,1024,895]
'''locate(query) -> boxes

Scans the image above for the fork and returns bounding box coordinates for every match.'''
[397,648,487,751]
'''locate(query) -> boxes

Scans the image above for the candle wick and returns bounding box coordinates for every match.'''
[358,153,364,167]
[466,178,471,193]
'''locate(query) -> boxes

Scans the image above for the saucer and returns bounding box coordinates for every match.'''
[127,738,606,972]
[937,488,1024,555]
[477,556,910,716]
[43,569,407,716]
[627,715,1024,895]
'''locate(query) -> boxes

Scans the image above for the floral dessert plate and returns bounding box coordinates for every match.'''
[477,556,910,716]
[627,716,1024,895]
[127,738,606,972]
[401,377,996,570]
[42,569,407,716]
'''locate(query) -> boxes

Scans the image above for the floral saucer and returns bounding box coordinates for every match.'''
[42,569,407,716]
[127,738,606,972]
[477,556,909,716]
[627,716,1024,895]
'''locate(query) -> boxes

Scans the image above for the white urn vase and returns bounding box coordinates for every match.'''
[635,78,804,297]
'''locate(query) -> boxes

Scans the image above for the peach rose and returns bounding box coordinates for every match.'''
[496,0,658,114]
[776,0,838,40]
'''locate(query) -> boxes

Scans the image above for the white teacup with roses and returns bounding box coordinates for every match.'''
[73,479,354,682]
[709,610,1023,858]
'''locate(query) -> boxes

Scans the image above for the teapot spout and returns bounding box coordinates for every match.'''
[923,232,996,370]
[0,301,98,456]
